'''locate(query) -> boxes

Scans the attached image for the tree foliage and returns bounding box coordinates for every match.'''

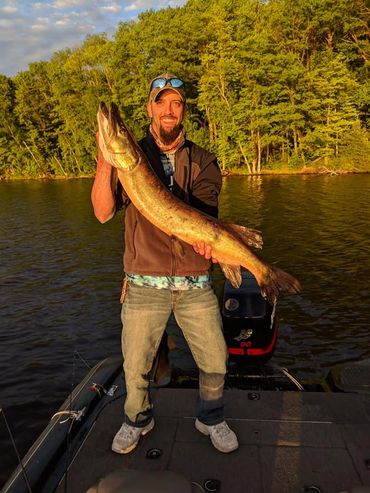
[0,0,369,177]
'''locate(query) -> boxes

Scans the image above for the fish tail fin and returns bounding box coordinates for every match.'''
[219,263,242,288]
[259,265,301,305]
[226,224,263,250]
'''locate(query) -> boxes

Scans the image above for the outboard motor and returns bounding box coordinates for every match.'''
[222,270,277,363]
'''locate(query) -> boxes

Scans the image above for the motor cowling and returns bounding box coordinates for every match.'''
[222,270,277,363]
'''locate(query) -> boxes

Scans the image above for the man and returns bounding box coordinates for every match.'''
[91,74,238,454]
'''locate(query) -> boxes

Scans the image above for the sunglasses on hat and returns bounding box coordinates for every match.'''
[150,77,184,91]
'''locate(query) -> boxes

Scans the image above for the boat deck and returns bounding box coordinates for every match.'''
[55,382,370,493]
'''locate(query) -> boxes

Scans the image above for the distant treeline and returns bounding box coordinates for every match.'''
[0,0,369,178]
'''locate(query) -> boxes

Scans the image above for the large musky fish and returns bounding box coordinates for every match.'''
[97,102,301,304]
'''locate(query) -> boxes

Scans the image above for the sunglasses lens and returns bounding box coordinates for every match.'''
[151,78,167,89]
[151,78,184,91]
[169,78,184,88]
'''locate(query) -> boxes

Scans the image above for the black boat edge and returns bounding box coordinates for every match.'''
[1,356,124,493]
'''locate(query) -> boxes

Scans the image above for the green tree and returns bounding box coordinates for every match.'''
[197,1,246,171]
[14,62,61,176]
[49,34,114,175]
[301,53,359,164]
[0,75,29,176]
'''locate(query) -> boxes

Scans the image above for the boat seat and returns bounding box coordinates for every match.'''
[85,469,192,493]
[342,488,370,493]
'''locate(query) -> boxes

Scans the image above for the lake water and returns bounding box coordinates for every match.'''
[0,174,369,486]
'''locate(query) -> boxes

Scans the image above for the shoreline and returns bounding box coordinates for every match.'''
[1,166,369,181]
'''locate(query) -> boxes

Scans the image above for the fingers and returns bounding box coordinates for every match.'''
[192,242,218,263]
[193,241,209,258]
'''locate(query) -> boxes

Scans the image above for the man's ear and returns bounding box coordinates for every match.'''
[147,101,152,118]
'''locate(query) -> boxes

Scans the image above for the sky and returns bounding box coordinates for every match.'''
[0,0,187,77]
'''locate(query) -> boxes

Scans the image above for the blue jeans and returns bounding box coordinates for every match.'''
[121,284,227,427]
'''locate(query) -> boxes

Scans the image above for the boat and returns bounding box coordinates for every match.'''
[2,272,370,493]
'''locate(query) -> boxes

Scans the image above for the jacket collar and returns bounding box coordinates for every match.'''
[146,125,186,154]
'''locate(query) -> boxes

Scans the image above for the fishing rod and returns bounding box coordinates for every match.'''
[1,407,33,493]
[62,350,93,493]
[63,351,82,493]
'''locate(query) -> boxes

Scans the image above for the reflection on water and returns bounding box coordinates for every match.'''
[0,175,369,485]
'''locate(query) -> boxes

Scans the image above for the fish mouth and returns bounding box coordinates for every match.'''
[99,102,124,137]
[99,101,109,118]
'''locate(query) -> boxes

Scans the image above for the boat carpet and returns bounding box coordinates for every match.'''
[56,388,370,493]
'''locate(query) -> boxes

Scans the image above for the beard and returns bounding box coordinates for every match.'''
[159,124,182,145]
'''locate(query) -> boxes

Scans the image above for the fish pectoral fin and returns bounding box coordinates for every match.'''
[219,263,242,288]
[226,224,263,250]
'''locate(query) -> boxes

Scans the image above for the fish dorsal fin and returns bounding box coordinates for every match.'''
[226,224,263,250]
[219,263,242,288]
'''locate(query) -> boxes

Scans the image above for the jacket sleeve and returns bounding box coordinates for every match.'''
[189,152,222,218]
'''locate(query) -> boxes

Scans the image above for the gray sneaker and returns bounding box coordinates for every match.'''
[195,419,239,453]
[112,419,155,454]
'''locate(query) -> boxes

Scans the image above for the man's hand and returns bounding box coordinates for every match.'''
[193,241,218,263]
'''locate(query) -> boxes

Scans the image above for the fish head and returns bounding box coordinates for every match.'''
[97,102,141,171]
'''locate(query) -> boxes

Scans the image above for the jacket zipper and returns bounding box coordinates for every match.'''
[170,236,176,276]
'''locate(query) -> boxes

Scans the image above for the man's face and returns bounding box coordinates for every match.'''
[147,89,185,145]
